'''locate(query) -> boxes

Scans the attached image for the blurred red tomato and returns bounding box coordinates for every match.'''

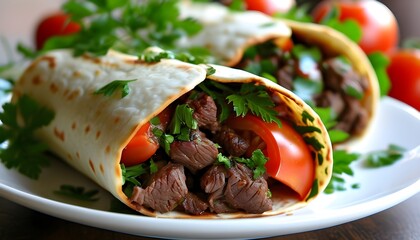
[312,0,399,55]
[245,0,295,15]
[387,49,420,111]
[35,12,80,50]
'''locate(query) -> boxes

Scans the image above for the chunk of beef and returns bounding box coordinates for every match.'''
[201,165,226,194]
[187,93,220,133]
[322,57,368,94]
[170,131,218,173]
[277,65,294,91]
[181,192,209,215]
[335,97,369,134]
[214,126,250,157]
[130,163,188,213]
[225,163,272,214]
[200,164,272,214]
[315,90,346,116]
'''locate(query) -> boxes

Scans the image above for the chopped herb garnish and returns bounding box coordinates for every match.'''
[364,144,406,168]
[368,52,391,97]
[227,83,282,127]
[94,79,137,98]
[216,153,231,168]
[328,129,350,144]
[169,104,198,135]
[324,149,360,194]
[235,149,268,179]
[152,128,174,155]
[206,65,216,76]
[149,158,158,174]
[121,163,147,186]
[0,95,55,179]
[54,184,99,202]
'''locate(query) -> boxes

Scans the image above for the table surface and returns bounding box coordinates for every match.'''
[0,192,419,240]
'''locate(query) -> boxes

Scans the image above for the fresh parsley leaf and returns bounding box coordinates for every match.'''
[152,128,174,155]
[0,95,55,179]
[328,129,350,144]
[235,149,268,179]
[149,158,158,174]
[274,4,313,23]
[121,163,147,186]
[324,149,360,194]
[54,184,99,202]
[227,84,282,127]
[216,153,231,168]
[364,144,406,168]
[94,79,137,98]
[169,104,198,135]
[368,52,391,97]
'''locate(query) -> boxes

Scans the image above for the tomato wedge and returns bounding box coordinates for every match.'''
[226,115,314,199]
[121,109,172,166]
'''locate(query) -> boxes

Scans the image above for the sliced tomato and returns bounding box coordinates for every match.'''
[35,12,81,50]
[226,115,314,199]
[121,108,173,166]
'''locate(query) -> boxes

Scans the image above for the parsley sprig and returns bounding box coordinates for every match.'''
[94,79,137,98]
[54,184,99,202]
[0,95,55,179]
[364,144,406,168]
[216,149,268,179]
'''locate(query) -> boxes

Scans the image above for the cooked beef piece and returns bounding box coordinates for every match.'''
[277,65,294,91]
[170,131,218,173]
[225,163,272,214]
[201,164,272,214]
[208,187,237,213]
[322,57,368,94]
[187,93,220,133]
[130,163,188,213]
[335,97,369,134]
[181,192,209,215]
[316,90,346,116]
[201,165,227,194]
[214,126,250,157]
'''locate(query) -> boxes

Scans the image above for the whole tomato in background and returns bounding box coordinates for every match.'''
[386,49,420,111]
[244,0,295,15]
[35,12,80,50]
[312,0,399,55]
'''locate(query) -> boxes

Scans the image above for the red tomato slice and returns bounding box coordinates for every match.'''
[121,109,172,166]
[35,12,80,50]
[226,115,314,199]
[245,0,295,16]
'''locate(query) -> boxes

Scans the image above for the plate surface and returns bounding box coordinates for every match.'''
[0,97,419,239]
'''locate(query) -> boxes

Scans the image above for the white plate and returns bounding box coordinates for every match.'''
[0,97,419,239]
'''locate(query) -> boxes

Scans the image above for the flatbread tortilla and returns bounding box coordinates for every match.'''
[12,49,332,218]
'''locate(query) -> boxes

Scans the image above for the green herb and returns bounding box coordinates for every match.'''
[302,110,315,124]
[54,184,99,202]
[152,128,174,155]
[121,163,147,186]
[169,104,198,135]
[368,52,391,97]
[227,0,246,11]
[274,4,313,23]
[227,84,282,127]
[306,179,319,201]
[94,79,137,98]
[235,149,268,179]
[328,129,350,144]
[364,144,406,168]
[344,84,364,100]
[0,95,55,179]
[32,0,209,60]
[206,65,216,76]
[149,158,158,173]
[324,150,360,194]
[197,81,232,122]
[216,153,231,168]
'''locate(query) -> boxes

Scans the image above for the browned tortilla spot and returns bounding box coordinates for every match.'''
[99,164,105,174]
[94,70,101,77]
[53,127,65,142]
[49,83,59,93]
[96,130,101,139]
[89,159,96,173]
[66,153,73,161]
[72,71,81,78]
[85,125,91,134]
[114,117,120,124]
[115,164,121,178]
[67,89,80,101]
[105,145,111,154]
[82,54,101,64]
[71,122,77,130]
[40,56,56,69]
[32,75,42,85]
[76,152,80,159]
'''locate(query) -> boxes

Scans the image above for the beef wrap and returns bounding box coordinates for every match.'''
[178,1,379,146]
[12,49,332,218]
